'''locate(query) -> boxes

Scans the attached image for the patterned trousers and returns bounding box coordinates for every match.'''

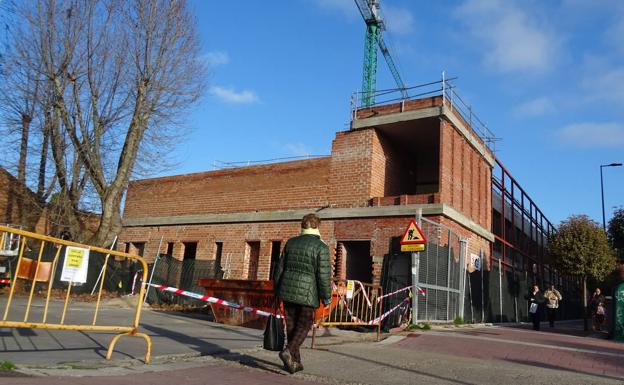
[283,301,315,363]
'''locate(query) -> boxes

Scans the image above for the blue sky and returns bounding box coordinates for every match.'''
[174,0,624,226]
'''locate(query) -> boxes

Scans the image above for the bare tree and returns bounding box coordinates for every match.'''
[1,0,205,244]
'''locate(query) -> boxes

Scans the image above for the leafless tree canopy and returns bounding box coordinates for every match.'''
[0,0,206,245]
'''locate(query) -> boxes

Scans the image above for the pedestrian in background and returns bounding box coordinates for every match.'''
[525,284,545,331]
[543,284,563,328]
[273,213,332,374]
[589,288,606,331]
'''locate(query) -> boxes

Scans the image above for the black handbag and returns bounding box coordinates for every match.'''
[263,300,285,351]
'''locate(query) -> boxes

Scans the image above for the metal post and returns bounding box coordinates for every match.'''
[480,250,484,323]
[411,209,422,324]
[468,266,474,323]
[601,163,623,233]
[514,283,518,323]
[601,166,606,233]
[144,236,164,304]
[441,71,446,104]
[91,236,117,296]
[459,238,467,320]
[446,229,452,321]
[499,258,503,323]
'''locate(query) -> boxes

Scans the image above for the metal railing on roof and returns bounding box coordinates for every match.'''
[350,73,499,152]
[211,154,329,170]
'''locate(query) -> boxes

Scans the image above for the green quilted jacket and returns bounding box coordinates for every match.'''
[273,234,332,308]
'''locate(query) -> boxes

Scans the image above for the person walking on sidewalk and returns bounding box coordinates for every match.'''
[273,213,332,374]
[589,288,606,331]
[544,284,563,328]
[525,284,545,331]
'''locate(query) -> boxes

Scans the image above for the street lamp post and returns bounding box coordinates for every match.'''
[600,163,623,233]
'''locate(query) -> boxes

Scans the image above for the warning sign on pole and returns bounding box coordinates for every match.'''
[400,220,427,253]
[346,280,354,299]
[60,246,90,283]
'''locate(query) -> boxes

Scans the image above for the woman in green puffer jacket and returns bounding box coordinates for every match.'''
[273,213,332,374]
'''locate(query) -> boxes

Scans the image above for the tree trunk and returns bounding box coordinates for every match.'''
[17,114,31,186]
[92,188,124,247]
[583,276,588,331]
[37,115,50,199]
[17,114,31,225]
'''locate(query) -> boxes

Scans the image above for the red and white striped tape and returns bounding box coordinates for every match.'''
[377,285,426,302]
[347,296,410,325]
[147,283,283,319]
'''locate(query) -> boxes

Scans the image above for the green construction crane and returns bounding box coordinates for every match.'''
[354,0,408,107]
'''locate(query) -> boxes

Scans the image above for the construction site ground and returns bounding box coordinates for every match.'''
[0,296,622,385]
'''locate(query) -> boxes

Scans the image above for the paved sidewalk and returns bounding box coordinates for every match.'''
[1,298,623,385]
[393,324,624,380]
[0,362,320,385]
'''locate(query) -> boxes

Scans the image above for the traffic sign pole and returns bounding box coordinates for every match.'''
[411,209,422,324]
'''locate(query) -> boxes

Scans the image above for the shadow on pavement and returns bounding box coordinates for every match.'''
[314,347,479,385]
[503,358,623,382]
[0,329,134,360]
[140,323,285,375]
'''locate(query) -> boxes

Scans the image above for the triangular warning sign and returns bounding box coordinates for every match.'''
[400,220,427,245]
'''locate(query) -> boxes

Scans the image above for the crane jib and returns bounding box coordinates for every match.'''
[354,0,408,107]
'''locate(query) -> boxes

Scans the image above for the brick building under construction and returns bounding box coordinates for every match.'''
[119,82,581,324]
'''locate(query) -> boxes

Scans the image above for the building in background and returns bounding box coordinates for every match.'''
[120,82,580,323]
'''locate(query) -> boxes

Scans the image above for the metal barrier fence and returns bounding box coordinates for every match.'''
[381,216,466,326]
[144,254,222,305]
[464,258,583,324]
[0,225,152,363]
[414,217,465,322]
[312,280,383,347]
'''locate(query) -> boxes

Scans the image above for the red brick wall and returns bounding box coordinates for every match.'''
[328,130,376,207]
[121,216,421,285]
[370,130,386,198]
[123,157,331,219]
[371,130,413,197]
[120,221,336,281]
[0,169,21,225]
[121,213,492,285]
[0,168,50,233]
[438,120,492,231]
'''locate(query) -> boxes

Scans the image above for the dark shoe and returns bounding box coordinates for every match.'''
[293,361,304,373]
[279,349,296,374]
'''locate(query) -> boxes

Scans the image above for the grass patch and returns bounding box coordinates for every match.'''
[408,322,431,331]
[453,316,465,325]
[0,361,15,371]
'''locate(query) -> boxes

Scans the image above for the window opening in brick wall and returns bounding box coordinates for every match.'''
[180,242,198,290]
[341,240,372,284]
[246,241,260,280]
[215,242,223,277]
[130,242,145,257]
[165,242,174,257]
[269,241,281,280]
[183,242,197,260]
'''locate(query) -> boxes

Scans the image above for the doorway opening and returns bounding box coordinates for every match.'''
[247,241,260,280]
[338,240,372,283]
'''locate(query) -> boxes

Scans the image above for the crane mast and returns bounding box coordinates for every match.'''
[354,0,408,107]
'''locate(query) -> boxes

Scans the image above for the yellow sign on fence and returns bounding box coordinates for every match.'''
[0,226,152,363]
[61,246,90,283]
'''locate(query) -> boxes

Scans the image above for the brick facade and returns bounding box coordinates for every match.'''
[124,157,332,219]
[120,96,498,286]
